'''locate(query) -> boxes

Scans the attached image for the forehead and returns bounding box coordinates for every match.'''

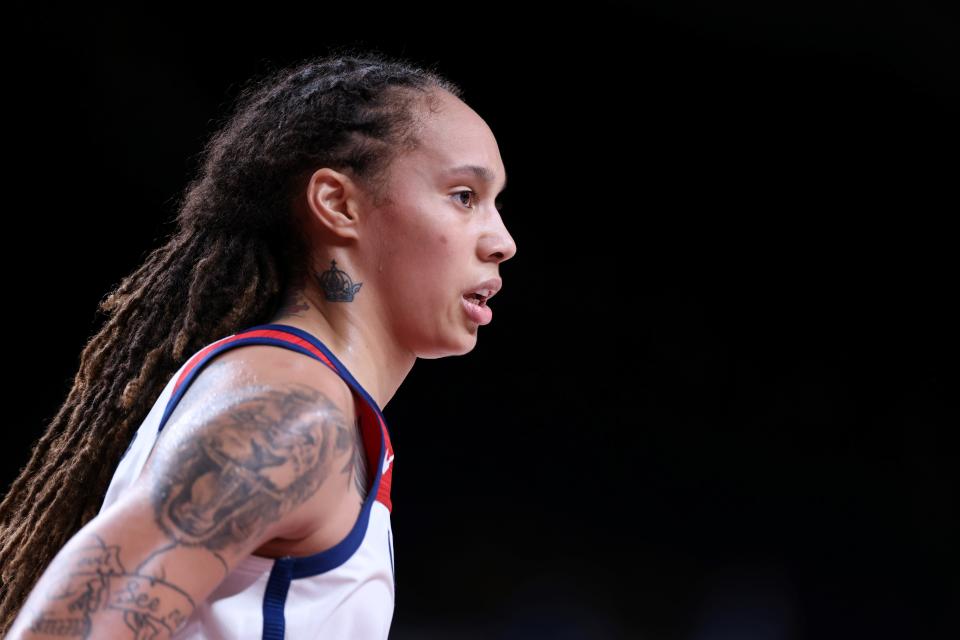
[400,93,507,190]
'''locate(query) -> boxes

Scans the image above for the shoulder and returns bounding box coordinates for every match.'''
[180,343,355,423]
[31,347,359,637]
[135,343,361,545]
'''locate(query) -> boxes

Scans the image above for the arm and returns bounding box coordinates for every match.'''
[6,379,356,639]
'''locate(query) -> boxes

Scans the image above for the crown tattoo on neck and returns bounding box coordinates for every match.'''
[317,260,363,302]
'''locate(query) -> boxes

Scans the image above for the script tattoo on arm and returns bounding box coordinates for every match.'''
[18,383,358,638]
[24,533,194,638]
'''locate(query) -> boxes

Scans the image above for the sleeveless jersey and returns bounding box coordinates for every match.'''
[97,323,397,639]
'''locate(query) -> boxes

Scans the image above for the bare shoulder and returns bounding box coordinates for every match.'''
[135,343,359,544]
[5,347,362,638]
[155,344,356,447]
[192,344,354,413]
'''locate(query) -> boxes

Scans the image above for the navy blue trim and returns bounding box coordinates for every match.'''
[129,323,387,584]
[262,557,294,640]
[240,323,389,579]
[112,324,393,638]
[247,323,390,431]
[388,528,395,589]
[118,431,137,463]
[120,337,321,463]
[155,337,324,436]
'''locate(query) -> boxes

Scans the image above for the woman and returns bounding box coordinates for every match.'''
[0,49,516,638]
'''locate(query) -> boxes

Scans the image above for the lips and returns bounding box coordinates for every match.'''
[463,277,502,302]
[461,277,501,326]
[461,294,493,325]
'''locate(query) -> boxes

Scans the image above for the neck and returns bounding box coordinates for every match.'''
[264,278,415,411]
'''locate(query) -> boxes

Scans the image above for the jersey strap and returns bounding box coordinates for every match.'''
[149,323,394,514]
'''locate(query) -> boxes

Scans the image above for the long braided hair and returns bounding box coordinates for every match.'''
[0,47,462,633]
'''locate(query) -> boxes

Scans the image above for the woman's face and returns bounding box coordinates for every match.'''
[367,91,517,358]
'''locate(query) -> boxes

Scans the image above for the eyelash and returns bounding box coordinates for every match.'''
[453,189,505,212]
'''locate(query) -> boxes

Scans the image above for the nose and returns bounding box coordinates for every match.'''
[479,215,517,263]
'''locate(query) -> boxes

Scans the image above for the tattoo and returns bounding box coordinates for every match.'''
[25,533,194,638]
[316,260,362,302]
[149,384,354,559]
[340,415,369,505]
[274,287,311,318]
[20,383,365,638]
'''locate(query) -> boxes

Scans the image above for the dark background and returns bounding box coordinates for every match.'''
[6,2,957,638]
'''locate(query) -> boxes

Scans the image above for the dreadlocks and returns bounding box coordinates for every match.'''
[0,47,462,634]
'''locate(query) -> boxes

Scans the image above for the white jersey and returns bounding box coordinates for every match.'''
[98,323,397,639]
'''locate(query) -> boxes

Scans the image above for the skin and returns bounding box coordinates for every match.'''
[267,88,517,411]
[7,382,364,639]
[4,88,514,639]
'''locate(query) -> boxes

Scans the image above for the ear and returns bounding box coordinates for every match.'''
[302,167,362,241]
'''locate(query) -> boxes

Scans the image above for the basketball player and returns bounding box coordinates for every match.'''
[0,50,516,638]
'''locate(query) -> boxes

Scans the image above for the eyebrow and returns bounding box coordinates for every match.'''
[445,164,508,194]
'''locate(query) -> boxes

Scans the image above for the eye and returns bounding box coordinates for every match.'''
[453,189,478,209]
[453,189,506,213]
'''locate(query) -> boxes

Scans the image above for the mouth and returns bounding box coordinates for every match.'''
[461,293,493,325]
[462,278,501,303]
[462,292,489,306]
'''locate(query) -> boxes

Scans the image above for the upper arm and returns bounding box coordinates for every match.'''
[8,377,356,639]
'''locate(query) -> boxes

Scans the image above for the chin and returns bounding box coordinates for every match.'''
[416,331,478,360]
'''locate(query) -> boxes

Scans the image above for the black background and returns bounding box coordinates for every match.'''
[5,2,957,638]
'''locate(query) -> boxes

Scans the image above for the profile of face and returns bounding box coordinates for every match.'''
[366,90,517,359]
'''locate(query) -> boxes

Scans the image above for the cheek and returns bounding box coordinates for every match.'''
[383,223,459,296]
[406,235,459,300]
